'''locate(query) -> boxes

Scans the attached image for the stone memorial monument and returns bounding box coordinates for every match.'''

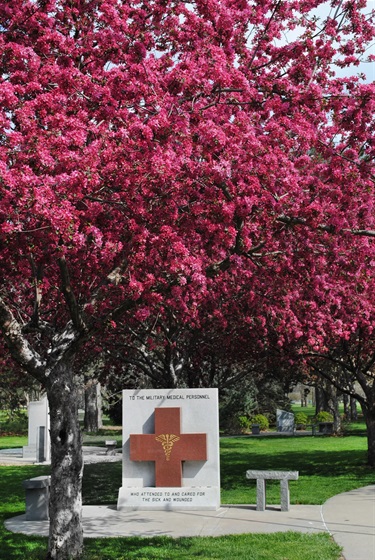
[276,409,295,433]
[117,388,220,511]
[23,396,51,463]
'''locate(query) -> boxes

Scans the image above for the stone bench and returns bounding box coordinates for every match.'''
[23,475,50,520]
[318,422,334,434]
[105,440,117,455]
[246,470,299,512]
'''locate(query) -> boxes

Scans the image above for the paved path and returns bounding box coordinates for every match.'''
[5,503,327,538]
[322,485,375,560]
[5,487,375,559]
[0,446,122,466]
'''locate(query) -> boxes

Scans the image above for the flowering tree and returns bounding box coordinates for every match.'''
[0,355,40,417]
[0,1,374,558]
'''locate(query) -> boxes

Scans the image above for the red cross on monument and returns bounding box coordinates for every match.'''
[130,407,207,487]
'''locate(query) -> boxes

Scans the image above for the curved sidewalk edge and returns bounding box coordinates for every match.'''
[322,485,375,560]
[4,485,374,560]
[5,503,327,538]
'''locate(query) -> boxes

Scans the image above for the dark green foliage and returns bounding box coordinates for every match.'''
[220,378,292,433]
[0,410,28,435]
[253,379,292,424]
[103,399,122,426]
[219,380,258,433]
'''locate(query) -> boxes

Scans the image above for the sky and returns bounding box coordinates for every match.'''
[291,0,375,82]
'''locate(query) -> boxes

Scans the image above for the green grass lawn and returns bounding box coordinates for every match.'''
[0,435,30,449]
[220,434,374,504]
[290,404,319,420]
[1,428,373,559]
[0,464,342,560]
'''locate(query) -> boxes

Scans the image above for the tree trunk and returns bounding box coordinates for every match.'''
[350,396,358,421]
[326,384,341,434]
[361,403,375,467]
[315,385,328,414]
[84,381,102,433]
[46,360,83,560]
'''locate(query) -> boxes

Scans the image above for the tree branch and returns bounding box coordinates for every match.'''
[58,256,87,333]
[28,255,43,328]
[0,296,46,380]
[307,358,365,405]
[277,214,375,237]
[306,350,373,405]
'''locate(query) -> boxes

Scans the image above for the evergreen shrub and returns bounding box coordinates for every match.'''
[237,415,251,433]
[250,414,269,431]
[314,411,334,423]
[294,412,308,429]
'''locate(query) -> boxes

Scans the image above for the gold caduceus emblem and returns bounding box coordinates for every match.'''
[155,434,180,461]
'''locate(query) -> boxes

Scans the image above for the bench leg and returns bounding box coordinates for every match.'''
[256,479,266,511]
[280,479,290,511]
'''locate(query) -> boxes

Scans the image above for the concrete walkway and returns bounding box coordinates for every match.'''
[322,485,375,560]
[0,446,122,466]
[5,503,327,538]
[4,486,375,560]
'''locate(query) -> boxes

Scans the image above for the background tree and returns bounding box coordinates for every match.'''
[306,331,375,462]
[0,1,374,558]
[314,375,342,433]
[82,359,103,433]
[0,354,41,423]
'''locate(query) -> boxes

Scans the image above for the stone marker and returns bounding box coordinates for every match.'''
[276,409,295,433]
[23,476,50,520]
[117,388,220,511]
[23,397,50,463]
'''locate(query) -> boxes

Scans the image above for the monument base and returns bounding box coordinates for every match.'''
[117,486,220,511]
[23,445,37,459]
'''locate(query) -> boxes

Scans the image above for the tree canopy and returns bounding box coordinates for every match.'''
[1,0,374,343]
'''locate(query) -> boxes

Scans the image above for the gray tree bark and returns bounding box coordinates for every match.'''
[46,360,83,559]
[0,297,85,559]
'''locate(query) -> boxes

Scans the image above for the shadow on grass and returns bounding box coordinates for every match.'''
[344,426,367,436]
[1,530,47,560]
[83,462,122,505]
[0,465,50,560]
[219,436,374,499]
